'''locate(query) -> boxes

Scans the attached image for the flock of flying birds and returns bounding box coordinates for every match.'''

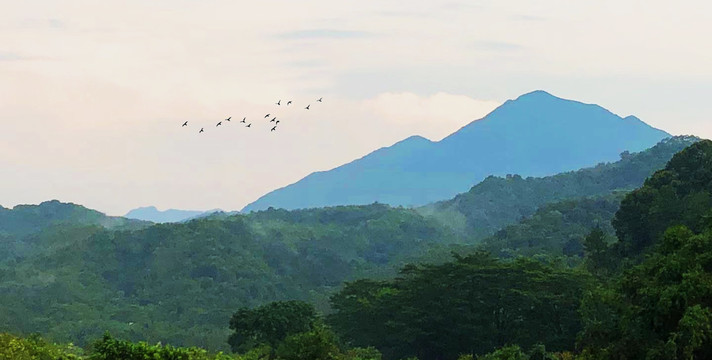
[181,97,323,134]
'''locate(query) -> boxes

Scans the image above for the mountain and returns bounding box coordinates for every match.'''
[242,90,670,212]
[421,136,699,238]
[124,206,224,223]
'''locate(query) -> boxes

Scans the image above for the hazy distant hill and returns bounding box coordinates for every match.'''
[124,206,223,223]
[242,90,670,212]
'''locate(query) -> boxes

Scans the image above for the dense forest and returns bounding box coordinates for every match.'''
[420,135,697,238]
[3,136,712,359]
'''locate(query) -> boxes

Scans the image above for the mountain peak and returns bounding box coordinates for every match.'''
[516,90,558,100]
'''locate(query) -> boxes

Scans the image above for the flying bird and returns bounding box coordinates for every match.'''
[216,121,222,127]
[317,97,323,102]
[276,100,281,105]
[225,117,231,121]
[270,117,276,122]
[240,117,246,123]
[275,120,280,124]
[246,123,251,128]
[271,126,277,131]
[305,105,310,110]
[182,121,188,127]
[287,100,292,105]
[199,128,204,133]
[264,114,270,118]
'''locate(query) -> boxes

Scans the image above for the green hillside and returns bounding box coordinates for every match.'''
[0,204,459,351]
[422,136,698,238]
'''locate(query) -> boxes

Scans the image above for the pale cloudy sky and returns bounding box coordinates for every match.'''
[1,0,711,215]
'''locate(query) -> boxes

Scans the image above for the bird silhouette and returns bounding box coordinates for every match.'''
[246,123,251,128]
[264,114,270,118]
[240,117,246,123]
[216,121,222,127]
[225,117,231,121]
[199,128,204,133]
[270,117,276,122]
[182,121,188,127]
[275,120,280,124]
[305,105,310,110]
[317,97,323,102]
[271,126,277,131]
[276,100,281,105]
[287,100,292,105]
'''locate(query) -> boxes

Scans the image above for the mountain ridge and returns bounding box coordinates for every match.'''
[124,206,225,223]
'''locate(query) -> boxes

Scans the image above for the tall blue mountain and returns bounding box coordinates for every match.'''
[241,91,670,212]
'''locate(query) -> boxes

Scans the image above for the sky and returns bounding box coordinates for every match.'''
[1,0,711,215]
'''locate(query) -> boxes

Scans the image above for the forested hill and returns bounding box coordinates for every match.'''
[242,90,670,212]
[0,200,149,237]
[0,203,460,351]
[421,135,699,238]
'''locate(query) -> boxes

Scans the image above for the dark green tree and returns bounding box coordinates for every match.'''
[330,253,587,360]
[274,325,341,360]
[613,139,712,258]
[579,227,712,359]
[228,301,317,353]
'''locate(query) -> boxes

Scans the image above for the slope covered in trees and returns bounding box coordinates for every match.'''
[479,192,624,258]
[0,203,460,351]
[422,136,698,238]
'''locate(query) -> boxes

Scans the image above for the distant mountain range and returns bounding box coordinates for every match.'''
[242,90,670,212]
[124,206,228,223]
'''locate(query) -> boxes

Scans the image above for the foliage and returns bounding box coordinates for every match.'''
[424,136,697,238]
[330,253,588,360]
[0,332,83,360]
[274,325,341,360]
[480,194,623,258]
[89,333,238,360]
[474,345,527,360]
[228,301,317,353]
[342,347,382,360]
[613,139,712,258]
[579,226,712,359]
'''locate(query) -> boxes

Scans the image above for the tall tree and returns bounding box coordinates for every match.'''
[228,300,317,353]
